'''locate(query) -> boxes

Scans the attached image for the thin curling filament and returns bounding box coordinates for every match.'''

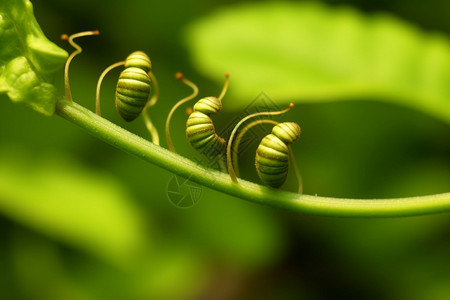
[226,103,294,183]
[61,30,100,102]
[165,72,199,153]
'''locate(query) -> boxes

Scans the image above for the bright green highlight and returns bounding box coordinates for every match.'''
[185,2,450,123]
[0,147,147,265]
[0,0,68,115]
[56,99,450,217]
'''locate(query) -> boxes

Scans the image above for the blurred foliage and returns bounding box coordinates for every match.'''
[0,146,147,265]
[185,2,450,123]
[0,0,449,299]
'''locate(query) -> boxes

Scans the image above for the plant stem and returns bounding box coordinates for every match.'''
[55,99,450,217]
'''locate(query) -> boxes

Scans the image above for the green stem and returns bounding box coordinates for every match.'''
[55,99,450,217]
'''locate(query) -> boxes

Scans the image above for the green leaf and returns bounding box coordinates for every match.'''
[185,2,450,123]
[0,146,147,265]
[0,0,68,116]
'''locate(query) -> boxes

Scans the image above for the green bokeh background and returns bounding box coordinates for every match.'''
[1,0,449,299]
